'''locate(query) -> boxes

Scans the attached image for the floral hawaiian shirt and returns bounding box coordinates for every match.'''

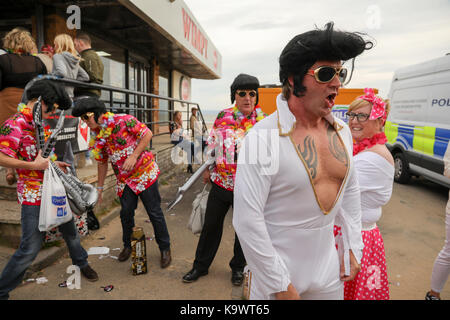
[207,104,266,191]
[90,113,159,197]
[0,104,47,205]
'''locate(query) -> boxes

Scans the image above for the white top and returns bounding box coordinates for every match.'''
[190,115,203,137]
[233,94,363,299]
[171,127,190,143]
[354,151,394,225]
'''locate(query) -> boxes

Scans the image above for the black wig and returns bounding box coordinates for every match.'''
[26,80,72,112]
[230,73,260,105]
[279,22,373,98]
[72,97,107,124]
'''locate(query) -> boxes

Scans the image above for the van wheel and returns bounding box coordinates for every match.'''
[394,152,411,184]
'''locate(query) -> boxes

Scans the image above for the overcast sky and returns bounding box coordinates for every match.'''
[184,0,450,112]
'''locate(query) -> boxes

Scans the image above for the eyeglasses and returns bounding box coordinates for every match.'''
[236,90,257,98]
[307,66,348,84]
[81,112,94,121]
[346,112,370,122]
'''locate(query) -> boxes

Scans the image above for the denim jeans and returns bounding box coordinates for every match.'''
[119,181,171,252]
[0,205,88,300]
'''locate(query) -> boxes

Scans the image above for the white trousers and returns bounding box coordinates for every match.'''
[300,286,344,300]
[430,195,450,293]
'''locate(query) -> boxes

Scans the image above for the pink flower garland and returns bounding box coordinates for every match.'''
[353,132,388,156]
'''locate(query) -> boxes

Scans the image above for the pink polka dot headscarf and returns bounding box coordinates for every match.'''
[359,88,387,121]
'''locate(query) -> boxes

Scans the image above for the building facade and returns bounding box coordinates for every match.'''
[0,0,221,132]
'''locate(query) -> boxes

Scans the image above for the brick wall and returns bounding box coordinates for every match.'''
[155,146,177,175]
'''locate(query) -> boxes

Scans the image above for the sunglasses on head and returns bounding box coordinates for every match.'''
[346,112,370,122]
[307,66,348,84]
[81,112,94,121]
[236,90,257,98]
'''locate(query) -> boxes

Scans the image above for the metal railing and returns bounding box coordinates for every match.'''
[28,75,209,150]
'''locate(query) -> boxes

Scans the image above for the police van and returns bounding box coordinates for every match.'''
[385,54,450,188]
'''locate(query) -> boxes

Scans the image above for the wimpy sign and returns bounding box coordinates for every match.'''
[182,7,208,59]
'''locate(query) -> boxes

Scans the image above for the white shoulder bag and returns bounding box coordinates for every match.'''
[187,184,209,235]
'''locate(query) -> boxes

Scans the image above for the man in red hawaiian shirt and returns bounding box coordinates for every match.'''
[0,80,99,300]
[72,97,171,268]
[182,74,266,285]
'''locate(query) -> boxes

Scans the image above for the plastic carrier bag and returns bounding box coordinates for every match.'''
[187,185,209,235]
[38,164,73,231]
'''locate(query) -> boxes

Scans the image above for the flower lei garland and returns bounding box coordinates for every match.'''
[353,132,388,156]
[18,102,32,118]
[233,105,266,133]
[6,48,27,55]
[89,112,115,161]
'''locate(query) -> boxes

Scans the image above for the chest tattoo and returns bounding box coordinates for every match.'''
[297,136,318,179]
[326,123,348,167]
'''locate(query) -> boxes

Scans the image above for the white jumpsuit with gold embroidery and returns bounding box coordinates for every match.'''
[233,94,363,300]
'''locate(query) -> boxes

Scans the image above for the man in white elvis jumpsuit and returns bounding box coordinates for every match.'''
[233,22,374,300]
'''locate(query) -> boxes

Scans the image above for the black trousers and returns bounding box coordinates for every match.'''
[193,182,246,272]
[119,182,170,252]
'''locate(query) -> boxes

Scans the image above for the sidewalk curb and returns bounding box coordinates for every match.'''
[21,168,180,279]
[24,206,122,279]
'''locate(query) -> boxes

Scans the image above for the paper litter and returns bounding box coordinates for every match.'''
[36,277,48,284]
[88,247,110,255]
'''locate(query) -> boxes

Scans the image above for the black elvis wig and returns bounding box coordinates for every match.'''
[279,22,374,98]
[26,80,72,112]
[72,97,107,124]
[230,73,260,105]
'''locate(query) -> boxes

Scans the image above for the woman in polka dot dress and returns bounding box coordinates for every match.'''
[334,89,394,300]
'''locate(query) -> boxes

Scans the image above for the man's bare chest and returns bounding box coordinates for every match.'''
[291,122,349,184]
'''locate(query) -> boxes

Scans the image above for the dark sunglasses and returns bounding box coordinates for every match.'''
[346,112,370,122]
[236,90,257,98]
[307,66,348,84]
[81,112,94,121]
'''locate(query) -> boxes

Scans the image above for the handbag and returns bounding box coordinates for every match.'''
[187,184,209,235]
[87,210,100,230]
[38,164,73,231]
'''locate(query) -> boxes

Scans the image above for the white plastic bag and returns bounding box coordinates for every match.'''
[38,164,73,231]
[187,185,209,235]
